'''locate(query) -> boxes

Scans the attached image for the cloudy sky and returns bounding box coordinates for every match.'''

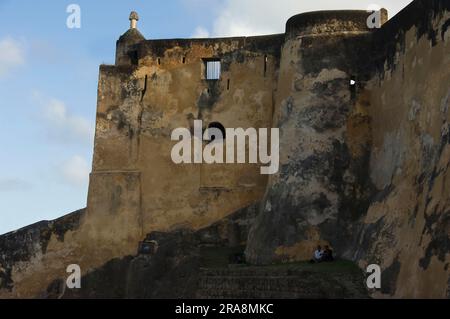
[0,0,413,235]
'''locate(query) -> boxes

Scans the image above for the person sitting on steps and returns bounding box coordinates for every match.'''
[321,245,334,262]
[310,245,334,263]
[310,245,323,263]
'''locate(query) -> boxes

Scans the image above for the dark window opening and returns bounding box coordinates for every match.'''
[182,57,186,64]
[207,122,226,142]
[227,79,230,90]
[205,60,221,80]
[130,50,139,66]
[157,58,161,65]
[349,77,357,99]
[264,55,268,77]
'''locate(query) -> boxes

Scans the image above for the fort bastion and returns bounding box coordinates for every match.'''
[1,0,449,298]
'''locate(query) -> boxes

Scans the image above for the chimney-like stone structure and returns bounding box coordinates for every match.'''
[115,11,145,66]
[129,11,139,29]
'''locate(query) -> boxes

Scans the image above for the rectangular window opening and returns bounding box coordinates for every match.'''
[205,60,221,80]
[349,76,357,99]
[264,55,268,77]
[130,50,139,66]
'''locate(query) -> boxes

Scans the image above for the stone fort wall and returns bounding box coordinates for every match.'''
[0,0,448,298]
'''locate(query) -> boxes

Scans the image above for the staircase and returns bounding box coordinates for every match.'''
[196,262,369,299]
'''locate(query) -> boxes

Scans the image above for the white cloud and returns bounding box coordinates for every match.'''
[32,91,94,144]
[192,26,210,38]
[193,0,414,37]
[0,36,25,77]
[60,155,90,187]
[0,178,32,192]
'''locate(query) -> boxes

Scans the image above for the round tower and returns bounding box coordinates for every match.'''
[285,9,388,38]
[246,10,387,264]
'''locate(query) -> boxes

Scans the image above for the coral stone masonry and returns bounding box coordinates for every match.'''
[0,0,449,299]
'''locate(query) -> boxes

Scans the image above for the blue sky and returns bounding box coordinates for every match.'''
[0,0,413,235]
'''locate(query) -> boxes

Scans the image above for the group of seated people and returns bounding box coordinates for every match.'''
[311,245,334,263]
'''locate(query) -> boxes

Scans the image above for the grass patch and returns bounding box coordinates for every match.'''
[199,246,361,276]
[199,245,246,268]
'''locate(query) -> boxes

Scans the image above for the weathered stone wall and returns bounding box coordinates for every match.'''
[1,0,448,299]
[246,0,450,298]
[246,11,378,264]
[354,0,450,298]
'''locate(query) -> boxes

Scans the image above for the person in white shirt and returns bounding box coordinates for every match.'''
[313,245,323,262]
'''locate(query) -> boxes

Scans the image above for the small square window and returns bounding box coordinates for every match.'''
[206,60,221,80]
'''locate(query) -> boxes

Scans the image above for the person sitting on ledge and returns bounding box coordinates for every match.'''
[310,245,323,263]
[322,245,334,262]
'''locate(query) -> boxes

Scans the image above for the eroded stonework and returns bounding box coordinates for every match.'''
[0,0,449,299]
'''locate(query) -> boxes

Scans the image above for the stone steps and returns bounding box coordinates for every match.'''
[196,267,368,299]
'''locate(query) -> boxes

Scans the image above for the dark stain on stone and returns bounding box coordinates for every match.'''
[438,123,450,155]
[234,51,245,64]
[352,217,386,262]
[52,211,84,242]
[409,204,419,225]
[416,172,426,187]
[442,18,450,40]
[120,86,129,100]
[110,110,127,131]
[381,256,401,295]
[44,278,65,299]
[419,209,450,270]
[0,267,13,292]
[108,109,136,139]
[297,102,349,133]
[426,167,441,195]
[312,78,346,96]
[197,80,222,113]
[371,185,394,204]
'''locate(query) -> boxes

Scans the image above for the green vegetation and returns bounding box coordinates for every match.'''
[200,245,362,274]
